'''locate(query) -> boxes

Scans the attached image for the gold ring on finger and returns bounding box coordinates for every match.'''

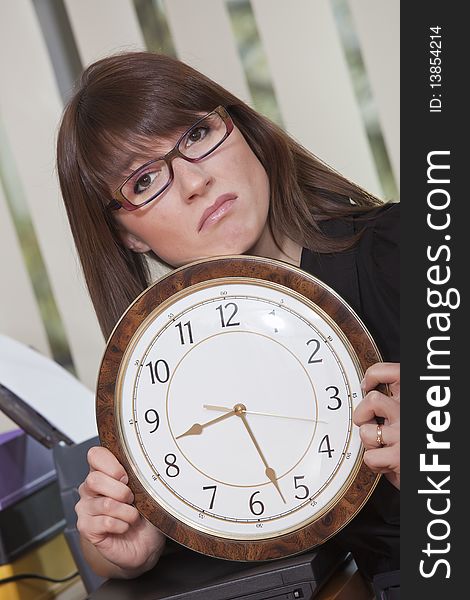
[376,424,384,447]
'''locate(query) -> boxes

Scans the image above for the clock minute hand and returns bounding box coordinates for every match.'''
[237,410,286,504]
[176,409,237,439]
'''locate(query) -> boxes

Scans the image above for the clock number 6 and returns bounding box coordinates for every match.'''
[146,360,170,384]
[249,491,265,516]
[216,302,240,327]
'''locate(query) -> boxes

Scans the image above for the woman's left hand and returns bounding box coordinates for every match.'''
[353,362,400,490]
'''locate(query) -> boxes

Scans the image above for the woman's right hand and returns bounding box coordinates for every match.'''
[76,446,166,577]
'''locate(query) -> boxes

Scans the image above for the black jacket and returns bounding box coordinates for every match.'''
[300,202,400,583]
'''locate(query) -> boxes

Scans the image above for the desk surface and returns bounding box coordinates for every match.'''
[316,560,374,600]
[90,545,374,600]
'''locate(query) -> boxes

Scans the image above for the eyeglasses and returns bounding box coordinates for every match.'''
[108,106,234,211]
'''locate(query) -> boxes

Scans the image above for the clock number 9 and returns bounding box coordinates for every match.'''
[144,409,160,433]
[249,491,265,516]
[325,385,342,410]
[306,339,323,364]
[146,360,170,384]
[216,302,240,327]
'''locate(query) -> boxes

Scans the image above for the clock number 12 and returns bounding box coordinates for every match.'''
[216,302,240,327]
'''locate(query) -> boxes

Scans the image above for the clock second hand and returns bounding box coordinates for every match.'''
[203,404,326,424]
[236,407,286,504]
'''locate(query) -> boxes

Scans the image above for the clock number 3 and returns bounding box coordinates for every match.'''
[325,385,342,410]
[216,302,240,327]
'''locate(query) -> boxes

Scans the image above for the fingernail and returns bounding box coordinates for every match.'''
[120,474,128,484]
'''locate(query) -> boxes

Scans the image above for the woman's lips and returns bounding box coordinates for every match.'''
[198,194,237,232]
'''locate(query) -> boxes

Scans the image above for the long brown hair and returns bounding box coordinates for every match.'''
[57,51,383,339]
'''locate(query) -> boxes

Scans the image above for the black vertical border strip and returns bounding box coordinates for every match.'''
[401,3,464,597]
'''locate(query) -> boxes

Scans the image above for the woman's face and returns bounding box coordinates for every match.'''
[113,125,270,268]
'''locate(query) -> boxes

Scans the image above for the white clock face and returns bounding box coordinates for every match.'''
[116,279,364,540]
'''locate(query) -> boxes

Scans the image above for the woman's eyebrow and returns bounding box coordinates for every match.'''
[112,132,184,184]
[121,153,159,177]
[108,160,140,190]
[127,138,176,167]
[110,152,160,190]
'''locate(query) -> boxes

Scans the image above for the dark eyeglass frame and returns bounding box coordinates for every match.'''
[108,106,234,211]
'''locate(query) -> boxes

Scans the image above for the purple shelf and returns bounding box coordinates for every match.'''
[0,429,56,510]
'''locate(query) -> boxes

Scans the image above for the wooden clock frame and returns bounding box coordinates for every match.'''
[96,255,381,561]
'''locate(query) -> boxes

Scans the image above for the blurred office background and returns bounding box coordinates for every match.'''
[0,0,399,407]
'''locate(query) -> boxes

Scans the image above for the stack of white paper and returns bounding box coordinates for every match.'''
[0,335,97,444]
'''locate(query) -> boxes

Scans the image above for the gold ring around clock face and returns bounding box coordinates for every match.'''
[97,256,381,561]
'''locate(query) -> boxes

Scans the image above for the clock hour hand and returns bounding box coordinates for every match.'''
[175,409,237,439]
[203,404,324,424]
[237,409,286,504]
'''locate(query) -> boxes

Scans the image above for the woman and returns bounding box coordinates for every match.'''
[56,52,400,589]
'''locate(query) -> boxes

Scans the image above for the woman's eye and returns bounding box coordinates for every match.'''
[134,171,157,194]
[186,126,209,146]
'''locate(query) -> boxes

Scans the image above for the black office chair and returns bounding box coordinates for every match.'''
[0,370,105,595]
[52,436,106,595]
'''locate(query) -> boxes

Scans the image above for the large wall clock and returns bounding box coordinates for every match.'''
[96,256,382,561]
